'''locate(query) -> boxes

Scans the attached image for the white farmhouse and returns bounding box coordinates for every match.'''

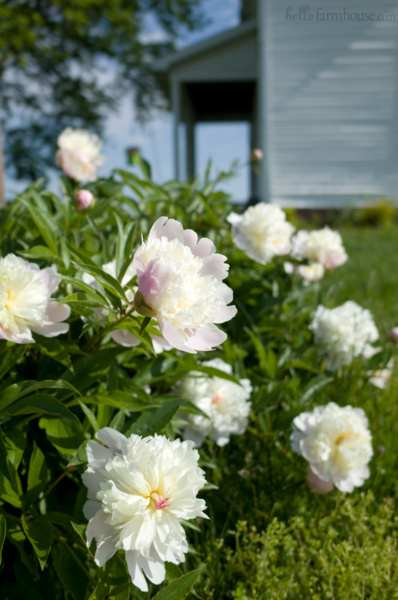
[153,0,398,207]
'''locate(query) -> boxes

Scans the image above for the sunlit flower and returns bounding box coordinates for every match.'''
[291,402,373,493]
[56,128,105,182]
[133,217,236,353]
[297,262,325,283]
[227,204,294,265]
[0,254,70,344]
[82,260,169,353]
[291,227,347,270]
[174,358,252,447]
[309,301,379,371]
[75,189,94,211]
[82,428,207,592]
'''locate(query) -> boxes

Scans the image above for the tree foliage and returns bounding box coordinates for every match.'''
[0,0,205,180]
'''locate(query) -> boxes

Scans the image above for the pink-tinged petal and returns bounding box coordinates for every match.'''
[182,228,198,252]
[46,301,71,323]
[306,468,334,494]
[126,550,149,592]
[150,333,171,353]
[95,427,127,454]
[148,217,184,244]
[41,265,60,295]
[186,324,227,351]
[30,321,69,337]
[137,260,170,311]
[157,317,196,354]
[214,304,237,324]
[200,254,229,279]
[194,237,216,258]
[110,329,141,348]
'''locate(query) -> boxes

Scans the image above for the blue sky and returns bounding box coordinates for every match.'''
[6,0,251,199]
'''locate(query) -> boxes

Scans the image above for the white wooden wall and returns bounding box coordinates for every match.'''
[263,0,398,206]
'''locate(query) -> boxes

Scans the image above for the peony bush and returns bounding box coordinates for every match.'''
[0,140,397,599]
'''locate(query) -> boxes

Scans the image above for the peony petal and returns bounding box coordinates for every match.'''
[157,317,196,354]
[110,329,141,348]
[186,324,227,352]
[83,500,101,520]
[200,254,229,279]
[126,550,149,592]
[194,236,216,258]
[95,427,127,454]
[141,557,166,586]
[214,304,237,324]
[86,440,113,467]
[46,301,71,323]
[30,322,69,338]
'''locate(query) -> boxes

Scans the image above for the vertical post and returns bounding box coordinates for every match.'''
[250,85,260,202]
[186,99,196,181]
[171,78,181,180]
[0,99,6,207]
[257,0,270,203]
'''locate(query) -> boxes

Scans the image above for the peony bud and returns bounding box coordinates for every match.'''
[306,467,334,494]
[389,327,398,344]
[75,189,94,211]
[250,148,263,162]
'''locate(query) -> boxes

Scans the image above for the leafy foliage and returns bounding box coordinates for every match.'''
[0,159,397,598]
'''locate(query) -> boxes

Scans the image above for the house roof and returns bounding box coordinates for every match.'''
[153,19,257,73]
[152,19,257,95]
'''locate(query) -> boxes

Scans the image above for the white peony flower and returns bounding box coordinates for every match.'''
[82,260,169,353]
[174,358,252,447]
[56,128,105,182]
[82,428,207,592]
[291,402,373,493]
[133,217,237,353]
[291,227,347,270]
[0,254,70,344]
[227,204,295,265]
[309,301,379,371]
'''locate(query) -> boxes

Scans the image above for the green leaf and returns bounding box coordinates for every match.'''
[25,442,49,506]
[39,417,85,455]
[17,245,59,261]
[0,383,24,413]
[0,344,25,380]
[125,396,184,437]
[88,584,108,600]
[52,543,89,600]
[5,394,79,422]
[20,197,58,254]
[22,515,54,570]
[299,375,334,404]
[0,428,15,485]
[152,564,206,600]
[40,339,73,368]
[73,262,128,304]
[78,400,99,432]
[67,441,88,467]
[0,514,6,564]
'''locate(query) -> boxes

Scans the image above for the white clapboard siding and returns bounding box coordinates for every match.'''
[265,0,398,205]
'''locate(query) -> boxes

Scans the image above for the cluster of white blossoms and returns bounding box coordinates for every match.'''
[56,128,105,182]
[291,227,347,271]
[82,260,168,353]
[0,254,70,344]
[133,217,237,353]
[82,428,207,592]
[309,301,379,371]
[227,204,295,265]
[174,358,252,447]
[291,402,373,493]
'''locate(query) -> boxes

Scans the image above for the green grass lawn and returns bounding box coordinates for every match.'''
[326,228,398,332]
